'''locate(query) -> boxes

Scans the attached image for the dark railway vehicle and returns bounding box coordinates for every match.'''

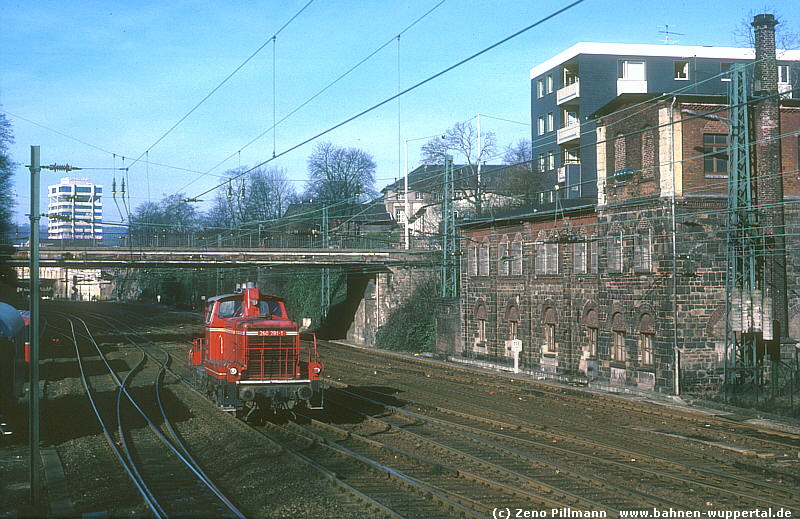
[0,302,29,439]
[189,283,323,413]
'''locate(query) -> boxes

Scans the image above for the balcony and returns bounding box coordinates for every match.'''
[556,81,580,105]
[617,79,647,95]
[557,123,580,145]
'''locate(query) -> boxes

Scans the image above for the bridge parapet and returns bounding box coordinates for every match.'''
[10,247,439,269]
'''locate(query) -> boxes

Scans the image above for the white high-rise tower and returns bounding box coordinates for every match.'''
[47,177,103,240]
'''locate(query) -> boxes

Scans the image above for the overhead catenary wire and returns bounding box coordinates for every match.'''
[189,0,588,202]
[179,0,449,193]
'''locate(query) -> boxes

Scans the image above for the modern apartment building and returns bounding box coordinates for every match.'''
[47,177,103,240]
[530,42,800,203]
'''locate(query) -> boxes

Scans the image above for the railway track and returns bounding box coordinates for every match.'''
[52,311,245,518]
[37,305,798,516]
[319,342,800,513]
[322,345,798,458]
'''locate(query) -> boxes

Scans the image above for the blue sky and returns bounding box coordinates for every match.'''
[1,0,796,226]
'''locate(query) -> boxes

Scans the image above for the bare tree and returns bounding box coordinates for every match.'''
[420,121,496,218]
[305,142,376,204]
[244,166,295,222]
[734,9,799,53]
[501,138,542,205]
[0,112,15,233]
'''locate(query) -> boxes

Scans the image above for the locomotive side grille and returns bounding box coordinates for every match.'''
[245,335,299,380]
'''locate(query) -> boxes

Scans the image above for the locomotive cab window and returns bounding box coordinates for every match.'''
[259,300,285,318]
[218,299,243,318]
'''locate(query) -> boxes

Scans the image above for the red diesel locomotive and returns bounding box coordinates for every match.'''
[189,283,323,413]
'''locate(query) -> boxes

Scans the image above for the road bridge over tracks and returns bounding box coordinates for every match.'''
[7,246,439,269]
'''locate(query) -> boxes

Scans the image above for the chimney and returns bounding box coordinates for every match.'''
[750,13,789,342]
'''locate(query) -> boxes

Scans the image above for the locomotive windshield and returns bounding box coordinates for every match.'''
[215,298,285,319]
[259,300,284,318]
[218,300,243,318]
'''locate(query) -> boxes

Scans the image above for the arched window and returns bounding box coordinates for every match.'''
[543,306,557,353]
[474,300,488,348]
[611,311,626,362]
[506,301,520,341]
[583,303,599,357]
[638,312,655,366]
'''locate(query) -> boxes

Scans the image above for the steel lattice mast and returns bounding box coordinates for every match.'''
[724,65,764,395]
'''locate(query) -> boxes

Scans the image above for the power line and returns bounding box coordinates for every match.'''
[190,0,587,202]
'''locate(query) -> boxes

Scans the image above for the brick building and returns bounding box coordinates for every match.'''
[457,93,799,394]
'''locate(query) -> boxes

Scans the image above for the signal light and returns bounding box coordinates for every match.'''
[228,366,239,375]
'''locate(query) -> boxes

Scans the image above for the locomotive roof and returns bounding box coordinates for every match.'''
[206,291,285,304]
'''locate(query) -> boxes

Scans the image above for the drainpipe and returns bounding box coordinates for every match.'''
[669,96,680,396]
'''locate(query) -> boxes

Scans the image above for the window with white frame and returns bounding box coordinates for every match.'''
[538,153,546,172]
[778,64,790,84]
[498,241,509,276]
[511,239,523,276]
[537,115,546,136]
[468,245,478,277]
[547,112,554,132]
[546,74,553,94]
[674,60,689,80]
[536,240,558,275]
[534,242,545,274]
[720,62,733,81]
[589,239,598,274]
[547,150,555,171]
[618,59,646,80]
[546,243,558,274]
[479,242,490,276]
[537,78,545,98]
[573,241,587,274]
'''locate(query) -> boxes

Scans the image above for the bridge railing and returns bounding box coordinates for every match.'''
[2,229,439,252]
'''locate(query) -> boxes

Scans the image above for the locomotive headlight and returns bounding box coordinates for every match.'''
[312,365,322,375]
[228,366,239,375]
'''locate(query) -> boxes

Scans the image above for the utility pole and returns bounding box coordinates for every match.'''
[27,146,41,506]
[321,204,330,317]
